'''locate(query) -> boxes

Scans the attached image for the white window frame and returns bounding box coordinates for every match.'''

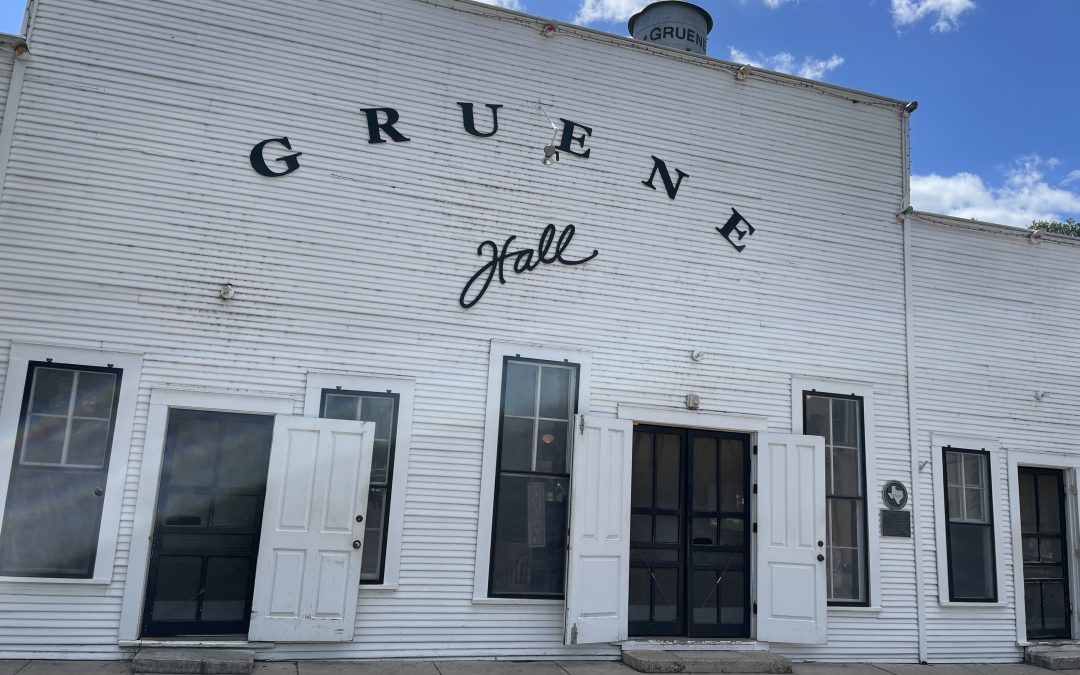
[303,371,414,591]
[472,341,591,604]
[791,377,882,612]
[931,433,1007,607]
[118,388,294,642]
[0,343,143,586]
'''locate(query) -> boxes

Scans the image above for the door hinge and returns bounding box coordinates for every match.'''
[752,522,758,533]
[570,624,578,644]
[579,416,586,434]
[1071,485,1078,496]
[752,445,758,456]
[752,483,758,494]
[752,602,758,614]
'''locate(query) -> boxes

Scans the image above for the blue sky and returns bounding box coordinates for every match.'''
[2,0,1077,227]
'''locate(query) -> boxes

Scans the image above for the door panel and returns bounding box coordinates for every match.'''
[142,410,274,637]
[1020,467,1072,640]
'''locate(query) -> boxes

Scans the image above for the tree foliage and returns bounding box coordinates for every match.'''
[1029,217,1080,237]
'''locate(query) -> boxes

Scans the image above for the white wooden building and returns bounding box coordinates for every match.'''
[0,0,1076,665]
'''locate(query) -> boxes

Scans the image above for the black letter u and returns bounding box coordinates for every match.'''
[458,102,501,138]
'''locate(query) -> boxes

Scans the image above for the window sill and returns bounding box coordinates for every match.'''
[359,583,398,593]
[0,576,110,585]
[828,605,883,614]
[938,600,1007,608]
[472,596,563,606]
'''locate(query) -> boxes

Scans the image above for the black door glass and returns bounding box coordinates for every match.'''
[1019,467,1071,640]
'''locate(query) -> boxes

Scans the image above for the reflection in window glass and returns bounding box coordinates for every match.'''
[944,448,997,601]
[320,389,400,583]
[490,357,578,598]
[805,391,868,604]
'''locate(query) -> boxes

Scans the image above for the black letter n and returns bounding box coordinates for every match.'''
[362,108,410,144]
[642,155,689,200]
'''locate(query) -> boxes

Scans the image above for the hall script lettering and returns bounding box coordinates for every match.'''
[249,103,757,307]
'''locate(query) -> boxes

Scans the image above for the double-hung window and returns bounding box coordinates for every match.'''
[804,391,869,605]
[488,357,579,598]
[942,447,997,602]
[320,388,399,584]
[0,361,122,578]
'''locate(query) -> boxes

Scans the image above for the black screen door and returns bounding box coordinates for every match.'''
[1020,467,1072,640]
[141,409,274,638]
[629,426,751,638]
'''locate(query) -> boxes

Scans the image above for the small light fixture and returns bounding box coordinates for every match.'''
[541,22,557,37]
[735,64,751,81]
[896,205,914,221]
[13,42,29,60]
[219,282,237,300]
[685,393,701,410]
[904,100,919,114]
[1029,229,1044,244]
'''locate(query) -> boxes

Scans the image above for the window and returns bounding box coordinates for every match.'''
[320,389,399,584]
[0,362,121,577]
[943,447,997,602]
[488,357,579,598]
[804,391,868,605]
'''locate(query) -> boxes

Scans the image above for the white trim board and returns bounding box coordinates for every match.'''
[0,343,143,587]
[117,389,293,641]
[471,340,592,603]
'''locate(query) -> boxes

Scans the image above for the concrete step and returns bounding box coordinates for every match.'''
[1025,644,1080,670]
[132,648,255,674]
[622,649,792,674]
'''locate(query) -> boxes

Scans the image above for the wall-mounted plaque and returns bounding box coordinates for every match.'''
[882,480,908,510]
[881,509,912,538]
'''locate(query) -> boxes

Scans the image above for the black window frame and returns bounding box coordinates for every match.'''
[319,387,400,585]
[942,446,998,603]
[803,390,871,607]
[488,355,580,599]
[0,360,123,578]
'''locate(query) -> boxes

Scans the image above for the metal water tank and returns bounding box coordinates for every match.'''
[628,1,713,55]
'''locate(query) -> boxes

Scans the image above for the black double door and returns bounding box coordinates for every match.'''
[1020,466,1072,640]
[141,410,274,638]
[629,426,751,638]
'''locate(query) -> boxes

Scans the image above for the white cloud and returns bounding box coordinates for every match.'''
[891,0,975,32]
[729,47,845,80]
[475,0,526,11]
[760,0,797,7]
[1062,170,1080,187]
[573,0,643,23]
[911,156,1080,228]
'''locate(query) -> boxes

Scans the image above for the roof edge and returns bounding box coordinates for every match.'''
[911,210,1080,248]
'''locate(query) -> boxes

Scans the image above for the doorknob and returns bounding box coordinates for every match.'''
[352,540,362,549]
[817,554,825,562]
[355,515,364,523]
[817,540,824,547]
[93,487,104,497]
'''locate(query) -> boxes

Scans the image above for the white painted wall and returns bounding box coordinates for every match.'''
[910,214,1080,663]
[0,0,917,661]
[0,41,14,124]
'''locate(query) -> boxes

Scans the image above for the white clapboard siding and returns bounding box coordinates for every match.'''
[0,0,917,661]
[911,215,1080,663]
[0,40,14,125]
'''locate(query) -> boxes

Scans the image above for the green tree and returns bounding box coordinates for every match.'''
[1029,217,1080,237]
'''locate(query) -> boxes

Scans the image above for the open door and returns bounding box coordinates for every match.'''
[248,416,374,642]
[564,415,634,645]
[755,434,827,644]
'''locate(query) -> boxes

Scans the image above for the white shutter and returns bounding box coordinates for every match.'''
[248,416,374,642]
[564,415,633,645]
[755,433,827,645]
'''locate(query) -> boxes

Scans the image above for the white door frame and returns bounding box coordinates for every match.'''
[1007,450,1080,646]
[117,389,294,642]
[615,405,769,640]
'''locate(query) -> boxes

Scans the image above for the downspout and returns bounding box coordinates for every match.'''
[0,41,29,202]
[900,108,929,664]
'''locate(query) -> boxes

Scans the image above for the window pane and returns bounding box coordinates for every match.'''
[150,556,202,621]
[945,451,961,486]
[630,514,652,542]
[693,437,718,511]
[500,416,534,472]
[165,493,211,527]
[503,363,537,417]
[67,418,111,467]
[631,433,653,508]
[538,367,571,420]
[653,568,678,622]
[73,371,117,418]
[719,439,745,512]
[536,419,569,474]
[655,515,679,543]
[21,414,66,464]
[691,570,719,624]
[829,498,861,549]
[371,439,391,485]
[1038,474,1062,532]
[656,434,680,509]
[964,485,987,523]
[361,487,387,580]
[830,447,861,498]
[490,475,568,596]
[629,567,650,621]
[949,523,995,600]
[30,368,74,415]
[829,547,863,602]
[323,394,359,420]
[168,417,220,487]
[360,397,395,441]
[804,394,829,442]
[964,453,985,488]
[202,557,251,621]
[831,398,859,448]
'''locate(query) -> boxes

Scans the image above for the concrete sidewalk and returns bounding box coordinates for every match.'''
[0,660,1068,675]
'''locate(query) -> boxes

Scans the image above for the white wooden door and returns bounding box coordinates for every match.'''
[248,416,374,642]
[564,415,634,645]
[755,434,827,644]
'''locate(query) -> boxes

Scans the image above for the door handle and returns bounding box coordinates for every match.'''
[817,554,825,562]
[817,540,824,547]
[352,540,362,549]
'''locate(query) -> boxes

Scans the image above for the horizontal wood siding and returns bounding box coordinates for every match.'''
[0,43,13,125]
[911,218,1080,663]
[0,0,910,660]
